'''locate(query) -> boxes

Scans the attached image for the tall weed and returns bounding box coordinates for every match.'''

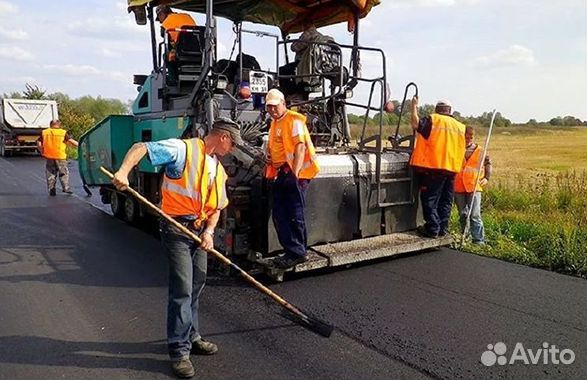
[454,170,587,278]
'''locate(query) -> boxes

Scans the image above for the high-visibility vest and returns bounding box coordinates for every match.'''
[455,145,485,193]
[264,110,320,180]
[410,113,466,173]
[160,138,229,225]
[41,128,68,160]
[162,13,196,43]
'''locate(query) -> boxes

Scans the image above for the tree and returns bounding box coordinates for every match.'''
[562,115,582,126]
[75,95,128,123]
[23,84,46,100]
[57,101,95,140]
[549,117,563,126]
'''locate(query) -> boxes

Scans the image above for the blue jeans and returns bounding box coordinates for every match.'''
[159,220,207,360]
[454,192,485,243]
[272,169,310,258]
[415,170,455,235]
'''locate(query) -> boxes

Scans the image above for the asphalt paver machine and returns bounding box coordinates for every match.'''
[78,0,450,280]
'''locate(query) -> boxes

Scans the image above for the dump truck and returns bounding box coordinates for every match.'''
[78,0,451,280]
[0,98,58,157]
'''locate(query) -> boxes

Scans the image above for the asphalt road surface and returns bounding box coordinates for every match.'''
[1,155,585,380]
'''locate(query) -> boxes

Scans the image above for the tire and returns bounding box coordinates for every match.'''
[110,191,125,218]
[0,137,5,157]
[123,196,140,224]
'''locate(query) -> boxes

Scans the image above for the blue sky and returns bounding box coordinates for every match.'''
[0,0,585,123]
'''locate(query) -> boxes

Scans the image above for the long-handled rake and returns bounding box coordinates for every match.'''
[100,166,334,337]
[459,109,496,248]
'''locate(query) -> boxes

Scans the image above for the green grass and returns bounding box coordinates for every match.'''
[351,122,587,277]
[452,154,587,278]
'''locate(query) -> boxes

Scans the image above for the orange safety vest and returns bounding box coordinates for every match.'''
[160,138,229,225]
[455,145,485,193]
[162,13,197,43]
[41,127,68,160]
[264,110,320,180]
[410,113,466,173]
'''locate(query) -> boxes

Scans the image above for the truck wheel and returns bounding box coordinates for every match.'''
[0,137,5,157]
[123,196,140,224]
[110,191,125,218]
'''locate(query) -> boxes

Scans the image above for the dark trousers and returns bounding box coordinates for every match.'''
[415,170,456,235]
[159,220,206,360]
[272,169,310,258]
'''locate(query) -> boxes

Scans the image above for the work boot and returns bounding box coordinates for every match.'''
[63,188,73,194]
[191,338,218,355]
[416,225,438,239]
[49,188,56,196]
[171,357,195,378]
[273,253,308,269]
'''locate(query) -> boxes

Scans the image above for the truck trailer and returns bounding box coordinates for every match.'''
[0,98,59,157]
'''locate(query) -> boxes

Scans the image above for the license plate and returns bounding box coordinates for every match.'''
[249,71,268,93]
[19,135,39,142]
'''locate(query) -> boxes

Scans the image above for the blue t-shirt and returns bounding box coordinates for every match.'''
[145,139,186,179]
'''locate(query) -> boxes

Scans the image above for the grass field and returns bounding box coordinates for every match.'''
[452,125,587,278]
[352,123,587,277]
[476,125,587,178]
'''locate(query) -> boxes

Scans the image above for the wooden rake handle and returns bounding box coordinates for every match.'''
[99,166,307,318]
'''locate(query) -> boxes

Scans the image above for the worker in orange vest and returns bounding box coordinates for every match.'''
[454,126,492,244]
[156,5,197,83]
[264,89,320,269]
[410,97,466,238]
[112,118,241,379]
[156,5,197,45]
[37,119,78,196]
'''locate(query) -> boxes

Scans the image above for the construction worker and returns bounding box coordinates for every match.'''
[111,118,242,379]
[454,126,492,244]
[156,5,197,83]
[156,5,197,44]
[264,89,320,269]
[410,97,466,238]
[37,119,78,196]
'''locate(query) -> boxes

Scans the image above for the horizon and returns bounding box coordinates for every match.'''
[0,0,585,124]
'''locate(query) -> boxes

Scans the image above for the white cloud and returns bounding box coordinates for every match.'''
[100,48,118,58]
[0,75,35,85]
[0,26,28,40]
[0,46,33,61]
[115,1,128,11]
[0,1,17,14]
[472,45,536,68]
[66,16,145,40]
[42,64,101,76]
[41,64,128,84]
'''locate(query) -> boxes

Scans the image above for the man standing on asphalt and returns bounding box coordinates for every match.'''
[37,119,78,196]
[264,89,320,269]
[454,126,492,244]
[410,97,466,238]
[112,118,242,378]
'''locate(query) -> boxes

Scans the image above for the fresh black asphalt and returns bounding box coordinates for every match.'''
[0,155,585,379]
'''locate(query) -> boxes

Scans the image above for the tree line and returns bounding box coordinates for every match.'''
[348,99,587,128]
[3,85,585,138]
[1,84,128,140]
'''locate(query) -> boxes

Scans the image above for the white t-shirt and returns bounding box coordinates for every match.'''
[206,154,218,186]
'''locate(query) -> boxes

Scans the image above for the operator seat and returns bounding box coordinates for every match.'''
[173,25,206,85]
